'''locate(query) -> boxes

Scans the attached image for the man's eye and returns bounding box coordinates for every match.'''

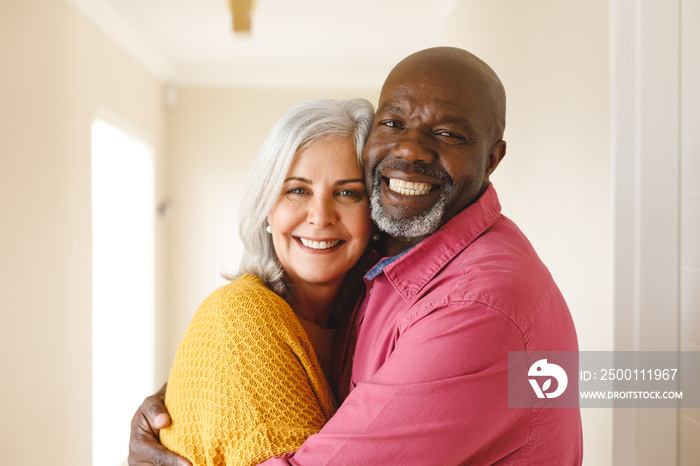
[436,130,465,141]
[380,120,403,129]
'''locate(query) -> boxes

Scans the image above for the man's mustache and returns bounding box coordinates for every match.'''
[371,159,451,185]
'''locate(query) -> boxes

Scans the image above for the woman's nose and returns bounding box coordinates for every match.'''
[306,196,337,227]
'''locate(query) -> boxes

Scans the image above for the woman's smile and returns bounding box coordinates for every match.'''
[296,237,343,250]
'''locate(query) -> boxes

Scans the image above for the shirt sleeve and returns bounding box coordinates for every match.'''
[259,300,531,465]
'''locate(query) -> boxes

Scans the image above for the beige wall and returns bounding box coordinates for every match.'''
[0,0,164,464]
[680,0,700,462]
[448,1,612,465]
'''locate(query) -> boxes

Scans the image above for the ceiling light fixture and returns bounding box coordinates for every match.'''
[228,0,254,33]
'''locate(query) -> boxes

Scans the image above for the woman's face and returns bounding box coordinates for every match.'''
[267,138,372,291]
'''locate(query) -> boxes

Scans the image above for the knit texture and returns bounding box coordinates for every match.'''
[160,274,337,466]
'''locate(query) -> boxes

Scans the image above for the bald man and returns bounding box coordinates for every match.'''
[130,47,582,465]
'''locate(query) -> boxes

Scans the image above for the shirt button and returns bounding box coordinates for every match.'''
[369,288,373,295]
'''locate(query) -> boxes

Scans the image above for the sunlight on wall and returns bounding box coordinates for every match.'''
[91,118,155,466]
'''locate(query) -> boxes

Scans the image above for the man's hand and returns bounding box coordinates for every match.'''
[128,383,192,466]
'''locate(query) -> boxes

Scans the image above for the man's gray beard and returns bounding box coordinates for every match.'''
[370,176,452,239]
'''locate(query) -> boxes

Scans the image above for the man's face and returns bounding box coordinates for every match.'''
[363,65,504,240]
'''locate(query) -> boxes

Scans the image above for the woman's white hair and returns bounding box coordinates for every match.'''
[236,98,375,297]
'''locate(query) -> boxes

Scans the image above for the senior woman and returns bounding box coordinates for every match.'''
[155,99,375,465]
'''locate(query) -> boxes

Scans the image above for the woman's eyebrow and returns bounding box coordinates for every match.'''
[284,177,364,185]
[284,176,311,183]
[335,179,365,186]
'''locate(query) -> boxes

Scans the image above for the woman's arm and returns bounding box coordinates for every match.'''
[135,276,334,466]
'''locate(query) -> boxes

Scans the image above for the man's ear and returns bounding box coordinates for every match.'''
[484,140,506,183]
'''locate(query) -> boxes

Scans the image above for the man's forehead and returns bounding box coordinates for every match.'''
[376,90,476,125]
[380,73,476,103]
[377,96,469,113]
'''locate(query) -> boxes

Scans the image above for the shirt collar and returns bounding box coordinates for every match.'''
[365,247,412,281]
[372,184,502,301]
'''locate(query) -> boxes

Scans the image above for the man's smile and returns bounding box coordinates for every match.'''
[373,160,448,202]
[387,178,435,196]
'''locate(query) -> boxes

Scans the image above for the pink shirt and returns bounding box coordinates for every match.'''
[262,185,583,465]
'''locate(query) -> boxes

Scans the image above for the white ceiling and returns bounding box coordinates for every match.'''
[66,0,460,88]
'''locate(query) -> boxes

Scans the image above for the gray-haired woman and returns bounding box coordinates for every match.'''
[150,98,375,466]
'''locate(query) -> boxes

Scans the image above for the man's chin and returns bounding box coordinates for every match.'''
[370,196,444,239]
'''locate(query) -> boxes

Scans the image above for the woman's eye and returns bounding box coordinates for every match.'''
[286,187,309,195]
[338,189,362,200]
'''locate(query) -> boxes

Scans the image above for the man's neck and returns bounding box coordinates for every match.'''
[385,235,426,257]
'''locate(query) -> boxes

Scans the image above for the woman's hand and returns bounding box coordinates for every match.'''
[128,383,192,466]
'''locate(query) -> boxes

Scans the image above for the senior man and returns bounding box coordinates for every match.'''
[130,47,582,465]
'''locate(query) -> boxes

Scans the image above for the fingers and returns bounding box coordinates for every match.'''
[141,387,171,433]
[128,386,191,466]
[129,410,192,466]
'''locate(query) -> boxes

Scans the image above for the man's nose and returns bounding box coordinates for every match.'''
[391,130,436,164]
[306,196,337,227]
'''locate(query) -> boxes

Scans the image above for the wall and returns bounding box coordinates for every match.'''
[0,0,164,464]
[680,0,700,463]
[447,1,612,465]
[162,87,378,361]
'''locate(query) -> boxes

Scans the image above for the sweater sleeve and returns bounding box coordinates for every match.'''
[159,275,336,466]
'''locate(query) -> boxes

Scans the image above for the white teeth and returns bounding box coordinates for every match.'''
[388,178,433,196]
[299,238,340,250]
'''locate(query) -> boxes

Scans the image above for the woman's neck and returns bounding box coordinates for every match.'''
[287,280,342,329]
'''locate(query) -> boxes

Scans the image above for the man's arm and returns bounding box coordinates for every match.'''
[127,383,192,466]
[260,301,533,465]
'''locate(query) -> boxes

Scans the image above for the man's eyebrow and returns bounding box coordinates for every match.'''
[376,103,405,115]
[378,103,473,129]
[441,115,471,126]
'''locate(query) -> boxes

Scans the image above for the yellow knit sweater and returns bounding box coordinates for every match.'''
[160,274,337,466]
